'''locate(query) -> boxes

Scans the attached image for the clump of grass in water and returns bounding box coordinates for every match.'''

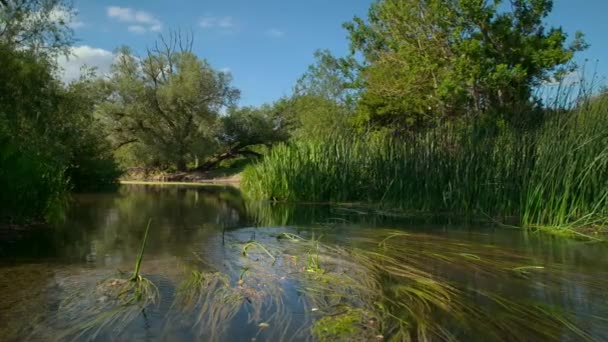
[173,270,243,340]
[170,238,292,340]
[242,240,276,263]
[57,219,159,340]
[282,230,599,341]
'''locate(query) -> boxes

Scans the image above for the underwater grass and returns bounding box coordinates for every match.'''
[38,225,608,341]
[51,219,160,340]
[287,230,601,341]
[169,237,296,340]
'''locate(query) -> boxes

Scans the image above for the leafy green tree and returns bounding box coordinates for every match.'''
[58,71,122,191]
[344,0,588,129]
[197,105,290,170]
[98,33,240,171]
[295,49,357,107]
[0,0,74,55]
[0,42,61,142]
[0,1,120,222]
[289,50,357,139]
[0,45,67,222]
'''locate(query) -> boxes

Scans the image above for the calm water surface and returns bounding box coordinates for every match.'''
[1,185,607,341]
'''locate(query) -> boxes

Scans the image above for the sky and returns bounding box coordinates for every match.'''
[59,0,608,106]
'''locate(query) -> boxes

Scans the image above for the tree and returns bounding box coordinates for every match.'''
[290,50,356,139]
[0,0,74,55]
[295,49,358,107]
[57,71,122,190]
[98,33,240,171]
[344,0,588,130]
[196,105,290,171]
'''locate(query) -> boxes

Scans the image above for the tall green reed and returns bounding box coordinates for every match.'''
[524,94,608,230]
[243,97,608,233]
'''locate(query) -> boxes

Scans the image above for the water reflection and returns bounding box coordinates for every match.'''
[0,184,606,341]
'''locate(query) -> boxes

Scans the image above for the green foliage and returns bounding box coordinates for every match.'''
[290,50,356,140]
[523,93,608,229]
[98,35,240,171]
[56,71,122,191]
[0,39,120,222]
[243,124,531,219]
[194,105,290,170]
[0,136,68,222]
[0,44,68,222]
[0,0,75,56]
[287,94,354,140]
[221,106,289,149]
[243,99,608,231]
[343,0,587,130]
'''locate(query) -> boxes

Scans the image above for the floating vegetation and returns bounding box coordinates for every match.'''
[281,229,604,341]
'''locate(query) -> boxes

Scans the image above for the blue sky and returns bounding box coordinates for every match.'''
[61,0,608,106]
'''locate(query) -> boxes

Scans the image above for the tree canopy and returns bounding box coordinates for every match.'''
[344,0,588,130]
[0,0,74,55]
[98,33,239,171]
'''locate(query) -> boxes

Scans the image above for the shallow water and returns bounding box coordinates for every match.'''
[1,184,607,341]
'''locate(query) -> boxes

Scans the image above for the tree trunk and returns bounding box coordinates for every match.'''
[193,149,262,172]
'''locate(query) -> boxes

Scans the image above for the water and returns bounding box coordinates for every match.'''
[1,184,607,341]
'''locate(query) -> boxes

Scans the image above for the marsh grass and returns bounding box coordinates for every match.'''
[242,97,608,236]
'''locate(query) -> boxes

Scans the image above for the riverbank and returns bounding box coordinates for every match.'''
[121,167,242,185]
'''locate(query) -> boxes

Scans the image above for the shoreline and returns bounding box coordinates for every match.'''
[120,169,242,186]
[120,179,240,186]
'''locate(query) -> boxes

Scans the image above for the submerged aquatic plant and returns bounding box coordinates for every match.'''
[47,224,606,341]
[53,219,159,340]
[275,229,601,341]
[241,240,276,262]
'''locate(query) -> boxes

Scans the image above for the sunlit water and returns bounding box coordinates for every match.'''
[1,185,607,341]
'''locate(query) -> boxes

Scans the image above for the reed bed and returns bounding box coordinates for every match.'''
[243,99,608,234]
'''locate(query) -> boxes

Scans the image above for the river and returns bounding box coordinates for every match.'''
[1,184,606,341]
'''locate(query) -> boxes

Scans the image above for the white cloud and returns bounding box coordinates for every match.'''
[219,67,231,74]
[128,25,147,34]
[56,45,115,83]
[107,6,162,33]
[265,28,285,38]
[199,16,236,30]
[107,6,133,21]
[29,6,85,29]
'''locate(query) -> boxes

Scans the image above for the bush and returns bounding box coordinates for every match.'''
[0,138,68,222]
